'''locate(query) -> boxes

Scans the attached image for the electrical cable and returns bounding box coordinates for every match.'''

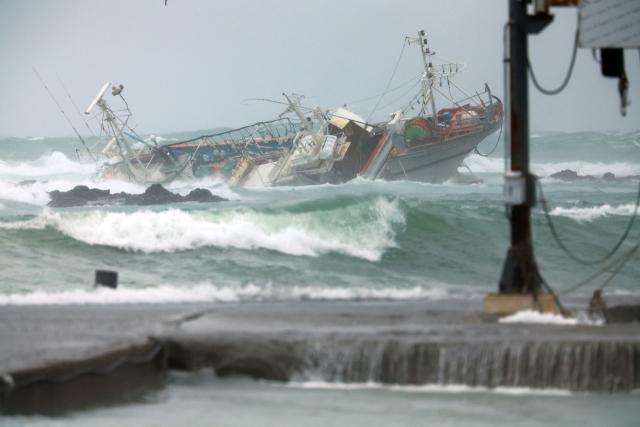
[537,176,640,265]
[558,244,638,295]
[527,29,579,96]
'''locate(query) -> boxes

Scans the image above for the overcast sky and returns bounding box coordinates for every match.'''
[1,0,638,138]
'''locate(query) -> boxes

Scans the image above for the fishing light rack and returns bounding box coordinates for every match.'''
[388,31,500,142]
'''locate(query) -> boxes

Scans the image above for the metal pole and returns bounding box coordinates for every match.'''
[498,0,546,294]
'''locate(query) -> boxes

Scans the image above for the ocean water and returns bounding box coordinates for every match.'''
[1,129,640,423]
[4,372,640,427]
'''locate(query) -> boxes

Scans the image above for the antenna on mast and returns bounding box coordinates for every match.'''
[85,82,111,114]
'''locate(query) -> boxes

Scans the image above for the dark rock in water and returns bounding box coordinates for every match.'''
[47,184,227,208]
[48,186,111,208]
[185,188,226,203]
[17,180,38,187]
[139,183,184,206]
[549,169,631,182]
[550,169,580,181]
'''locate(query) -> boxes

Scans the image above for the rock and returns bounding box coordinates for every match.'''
[185,188,226,203]
[47,184,227,208]
[140,183,184,206]
[550,169,580,181]
[48,186,111,208]
[549,169,629,182]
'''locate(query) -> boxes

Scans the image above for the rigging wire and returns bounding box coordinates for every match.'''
[356,80,422,116]
[56,73,95,136]
[33,69,95,161]
[537,176,640,265]
[527,28,579,96]
[366,38,407,122]
[474,122,503,157]
[344,72,423,105]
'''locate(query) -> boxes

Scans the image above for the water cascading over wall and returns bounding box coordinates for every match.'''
[284,340,640,392]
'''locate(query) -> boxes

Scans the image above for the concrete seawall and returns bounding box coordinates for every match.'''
[1,298,639,414]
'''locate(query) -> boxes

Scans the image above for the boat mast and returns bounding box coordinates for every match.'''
[410,30,438,126]
[282,93,322,146]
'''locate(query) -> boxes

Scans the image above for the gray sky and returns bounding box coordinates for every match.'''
[1,0,638,138]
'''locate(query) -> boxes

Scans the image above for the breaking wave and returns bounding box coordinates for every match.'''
[0,151,82,178]
[0,283,469,306]
[0,196,405,261]
[533,161,640,178]
[463,155,640,178]
[549,203,637,222]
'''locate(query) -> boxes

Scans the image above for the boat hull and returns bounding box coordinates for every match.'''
[384,119,501,183]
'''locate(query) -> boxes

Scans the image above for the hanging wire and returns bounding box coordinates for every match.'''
[527,28,579,96]
[558,245,638,295]
[537,176,640,265]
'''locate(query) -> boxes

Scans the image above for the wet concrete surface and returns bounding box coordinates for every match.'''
[2,296,640,413]
[2,296,640,375]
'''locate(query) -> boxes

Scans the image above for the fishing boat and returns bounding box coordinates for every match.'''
[217,30,504,187]
[359,30,504,183]
[74,30,501,187]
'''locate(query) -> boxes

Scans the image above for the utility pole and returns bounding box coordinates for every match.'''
[498,0,554,295]
[485,0,636,313]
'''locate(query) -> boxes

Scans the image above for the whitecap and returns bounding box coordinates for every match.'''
[549,203,637,222]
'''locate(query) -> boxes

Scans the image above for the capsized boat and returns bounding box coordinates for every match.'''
[359,30,504,183]
[217,94,372,188]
